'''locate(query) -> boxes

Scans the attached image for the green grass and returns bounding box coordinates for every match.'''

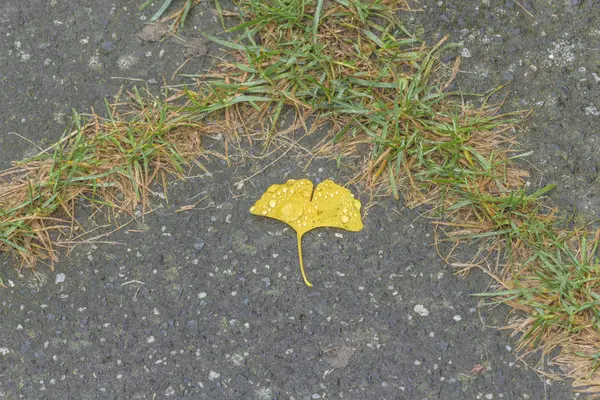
[0,89,209,271]
[2,0,600,392]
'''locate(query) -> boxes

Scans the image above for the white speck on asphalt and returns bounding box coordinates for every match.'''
[461,47,472,58]
[453,315,462,322]
[585,106,600,116]
[230,354,244,366]
[147,336,155,343]
[165,386,175,396]
[0,348,10,356]
[55,273,66,284]
[208,370,220,381]
[198,292,207,299]
[414,304,429,316]
[88,55,102,71]
[117,54,138,70]
[414,360,421,365]
[544,40,576,67]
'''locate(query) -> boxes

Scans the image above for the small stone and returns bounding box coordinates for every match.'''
[414,304,429,316]
[261,277,271,288]
[194,239,205,251]
[102,41,115,52]
[460,48,472,58]
[571,0,580,5]
[208,370,220,381]
[165,386,176,397]
[453,315,462,322]
[198,292,207,299]
[187,320,198,329]
[440,13,450,23]
[55,273,66,284]
[501,71,514,82]
[439,340,449,351]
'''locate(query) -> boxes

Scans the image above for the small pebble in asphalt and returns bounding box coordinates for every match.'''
[55,273,66,284]
[414,304,429,316]
[194,239,205,251]
[502,71,514,82]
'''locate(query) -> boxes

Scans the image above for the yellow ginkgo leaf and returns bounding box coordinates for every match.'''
[250,179,363,287]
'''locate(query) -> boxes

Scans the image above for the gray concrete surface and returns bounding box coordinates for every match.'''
[2,0,599,399]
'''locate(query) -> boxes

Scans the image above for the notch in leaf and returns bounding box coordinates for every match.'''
[250,179,363,287]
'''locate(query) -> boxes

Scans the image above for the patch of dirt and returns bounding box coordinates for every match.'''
[325,346,356,369]
[184,38,209,57]
[138,23,166,42]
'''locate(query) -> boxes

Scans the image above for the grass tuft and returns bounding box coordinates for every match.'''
[0,88,215,272]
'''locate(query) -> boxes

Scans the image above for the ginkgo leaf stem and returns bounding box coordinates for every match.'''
[297,233,313,287]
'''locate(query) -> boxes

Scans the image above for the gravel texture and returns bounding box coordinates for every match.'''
[2,1,599,399]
